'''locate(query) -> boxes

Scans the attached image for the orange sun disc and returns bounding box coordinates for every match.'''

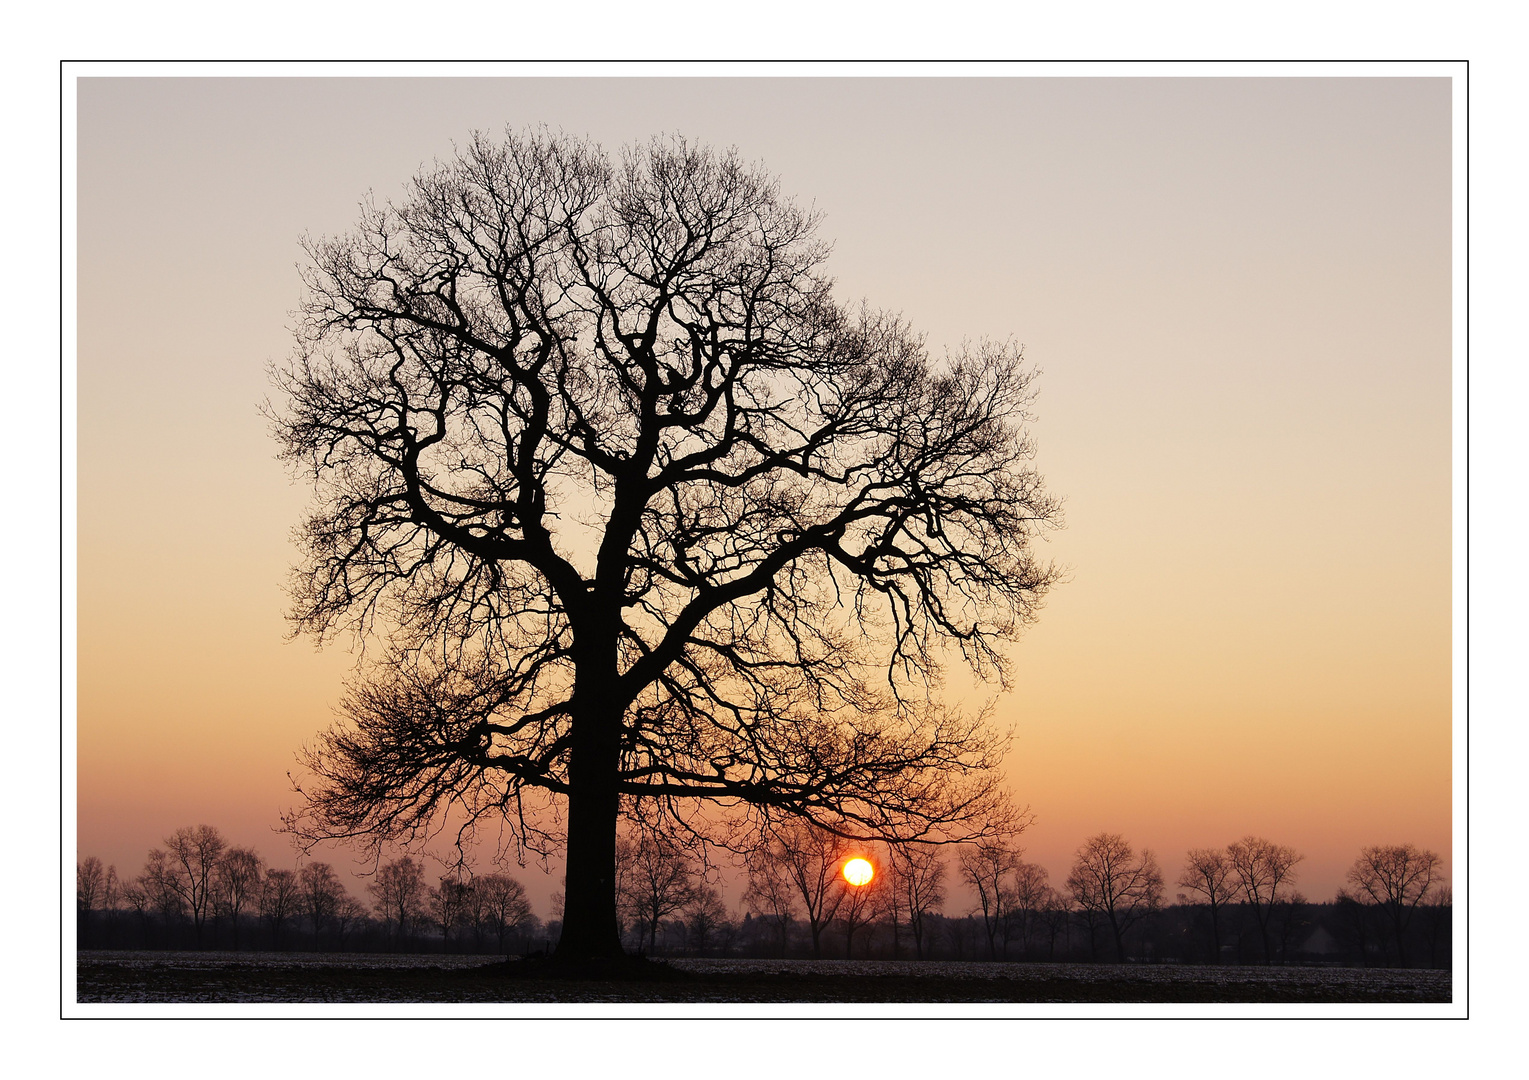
[842,857,875,887]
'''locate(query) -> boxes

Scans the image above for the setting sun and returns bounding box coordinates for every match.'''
[842,857,875,887]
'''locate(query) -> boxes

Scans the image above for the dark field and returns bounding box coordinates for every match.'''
[76,952,1451,1005]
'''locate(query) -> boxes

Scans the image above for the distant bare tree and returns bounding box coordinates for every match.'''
[683,886,731,956]
[477,873,534,953]
[1422,883,1452,968]
[835,852,888,959]
[1226,836,1303,964]
[959,840,1023,959]
[460,877,489,950]
[1008,860,1051,959]
[1272,890,1310,962]
[1178,847,1237,963]
[298,862,346,950]
[334,893,369,949]
[428,874,473,949]
[1066,832,1164,962]
[888,842,947,960]
[616,832,697,955]
[1039,886,1072,960]
[752,821,850,959]
[100,864,120,944]
[138,849,187,945]
[78,857,104,918]
[153,825,228,948]
[1346,843,1443,968]
[78,857,104,944]
[214,847,265,950]
[368,856,427,948]
[260,867,301,949]
[742,854,799,958]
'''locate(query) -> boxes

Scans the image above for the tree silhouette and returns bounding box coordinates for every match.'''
[749,820,851,959]
[1226,835,1303,964]
[260,867,300,950]
[368,856,427,948]
[477,873,534,953]
[153,825,226,949]
[298,861,347,950]
[615,831,697,955]
[1065,832,1163,962]
[214,847,264,951]
[273,129,1061,961]
[887,841,947,960]
[741,849,799,958]
[1178,847,1236,963]
[1346,843,1442,968]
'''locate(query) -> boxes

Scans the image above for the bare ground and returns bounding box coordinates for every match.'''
[75,951,1451,1005]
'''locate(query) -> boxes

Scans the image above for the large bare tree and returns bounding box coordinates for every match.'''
[272,129,1061,961]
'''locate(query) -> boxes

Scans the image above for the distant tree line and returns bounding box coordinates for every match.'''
[78,825,1449,968]
[75,825,554,956]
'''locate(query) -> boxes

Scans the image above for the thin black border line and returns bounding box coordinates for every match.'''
[61,59,1468,1022]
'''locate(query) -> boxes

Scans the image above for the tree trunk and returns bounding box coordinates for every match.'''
[1109,911,1127,963]
[554,692,625,962]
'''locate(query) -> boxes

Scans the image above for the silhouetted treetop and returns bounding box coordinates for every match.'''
[272,129,1062,960]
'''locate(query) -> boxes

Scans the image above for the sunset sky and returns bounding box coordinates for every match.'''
[72,75,1457,914]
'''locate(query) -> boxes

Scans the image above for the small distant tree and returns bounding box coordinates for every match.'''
[298,862,346,951]
[1346,843,1442,968]
[78,857,104,944]
[333,893,369,950]
[100,864,121,945]
[154,825,228,948]
[1421,884,1452,968]
[959,840,1023,959]
[368,856,427,948]
[215,848,265,950]
[1226,836,1303,964]
[888,842,947,960]
[1332,887,1378,966]
[1066,832,1164,962]
[78,857,104,917]
[138,850,186,947]
[1039,887,1071,960]
[1008,860,1051,959]
[1272,890,1311,962]
[1178,847,1237,963]
[261,868,300,949]
[835,855,888,959]
[616,833,696,955]
[477,874,534,954]
[429,874,473,949]
[753,821,850,959]
[683,886,732,956]
[742,854,799,959]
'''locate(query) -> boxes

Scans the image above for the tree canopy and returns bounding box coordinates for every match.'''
[272,129,1062,958]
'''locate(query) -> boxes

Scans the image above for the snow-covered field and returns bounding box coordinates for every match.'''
[671,957,1449,992]
[76,951,1451,1005]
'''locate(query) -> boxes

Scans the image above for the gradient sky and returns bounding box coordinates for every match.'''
[74,76,1453,914]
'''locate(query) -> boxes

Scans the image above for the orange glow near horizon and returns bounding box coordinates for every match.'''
[843,858,876,888]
